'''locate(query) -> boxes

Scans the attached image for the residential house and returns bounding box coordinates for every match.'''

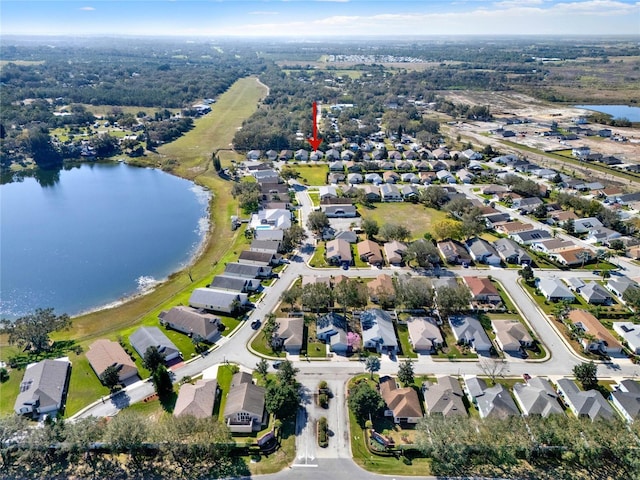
[14,358,71,417]
[254,229,284,242]
[512,197,544,213]
[325,149,341,161]
[302,275,331,287]
[347,173,363,184]
[568,309,622,354]
[327,172,346,184]
[463,377,519,419]
[87,339,138,383]
[482,184,510,196]
[294,149,309,161]
[610,379,640,422]
[319,185,338,200]
[456,169,474,184]
[555,378,615,421]
[606,277,639,301]
[189,288,249,314]
[250,209,291,230]
[437,240,472,265]
[334,230,358,243]
[509,229,552,245]
[357,240,384,266]
[325,238,353,266]
[365,173,383,184]
[513,377,564,417]
[380,184,403,202]
[273,317,304,354]
[246,150,261,161]
[238,250,277,266]
[224,372,266,433]
[573,217,604,234]
[401,173,421,184]
[548,210,579,226]
[536,278,575,302]
[550,247,594,267]
[259,183,289,203]
[449,316,493,353]
[466,237,501,266]
[279,149,293,161]
[436,170,456,184]
[250,239,281,254]
[494,238,532,265]
[531,238,575,254]
[368,274,396,303]
[564,277,586,292]
[484,213,512,230]
[159,306,222,343]
[406,316,443,354]
[253,169,280,184]
[316,313,349,354]
[586,227,622,245]
[461,149,483,161]
[360,309,398,355]
[612,322,640,354]
[495,221,533,235]
[383,171,400,184]
[379,376,423,424]
[174,379,218,419]
[224,262,272,279]
[130,326,181,362]
[463,276,502,305]
[422,376,467,417]
[362,185,382,202]
[400,185,419,200]
[579,282,613,305]
[384,241,407,265]
[324,204,357,218]
[492,320,533,354]
[420,171,437,184]
[329,161,345,172]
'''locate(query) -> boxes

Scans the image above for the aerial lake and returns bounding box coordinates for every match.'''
[575,104,640,122]
[0,162,209,320]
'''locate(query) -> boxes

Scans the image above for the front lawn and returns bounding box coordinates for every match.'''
[309,241,331,268]
[358,203,449,241]
[396,324,418,359]
[215,364,237,421]
[433,324,478,360]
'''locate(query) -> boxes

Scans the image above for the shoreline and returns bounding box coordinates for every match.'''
[72,178,213,320]
[0,162,213,322]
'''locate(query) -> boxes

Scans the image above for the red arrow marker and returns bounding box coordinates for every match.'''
[307,101,322,151]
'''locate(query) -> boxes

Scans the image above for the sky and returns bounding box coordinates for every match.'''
[1,0,639,37]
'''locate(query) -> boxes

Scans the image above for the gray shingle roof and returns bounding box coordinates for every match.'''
[14,358,70,415]
[513,377,563,417]
[129,326,180,361]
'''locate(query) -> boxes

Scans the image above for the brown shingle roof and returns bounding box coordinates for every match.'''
[86,339,138,382]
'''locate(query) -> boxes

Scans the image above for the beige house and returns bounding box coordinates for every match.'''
[273,317,304,354]
[568,309,622,354]
[379,376,423,424]
[423,376,467,417]
[368,274,395,303]
[86,339,138,383]
[406,317,443,354]
[357,240,384,266]
[491,319,533,353]
[174,379,218,418]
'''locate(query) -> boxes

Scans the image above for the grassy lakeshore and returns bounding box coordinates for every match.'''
[0,77,268,416]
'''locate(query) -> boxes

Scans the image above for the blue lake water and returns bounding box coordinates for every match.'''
[575,104,640,122]
[0,163,209,320]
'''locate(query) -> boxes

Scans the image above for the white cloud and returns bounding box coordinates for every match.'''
[79,6,95,11]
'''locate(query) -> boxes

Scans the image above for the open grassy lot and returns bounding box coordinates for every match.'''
[287,164,328,185]
[0,77,268,416]
[309,241,330,268]
[82,104,181,117]
[359,203,449,241]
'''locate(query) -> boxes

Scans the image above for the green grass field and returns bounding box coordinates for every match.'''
[288,164,328,185]
[359,203,449,241]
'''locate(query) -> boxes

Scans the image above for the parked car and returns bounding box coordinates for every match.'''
[251,319,261,330]
[273,361,283,369]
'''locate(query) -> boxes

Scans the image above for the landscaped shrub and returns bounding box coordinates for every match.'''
[318,417,328,448]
